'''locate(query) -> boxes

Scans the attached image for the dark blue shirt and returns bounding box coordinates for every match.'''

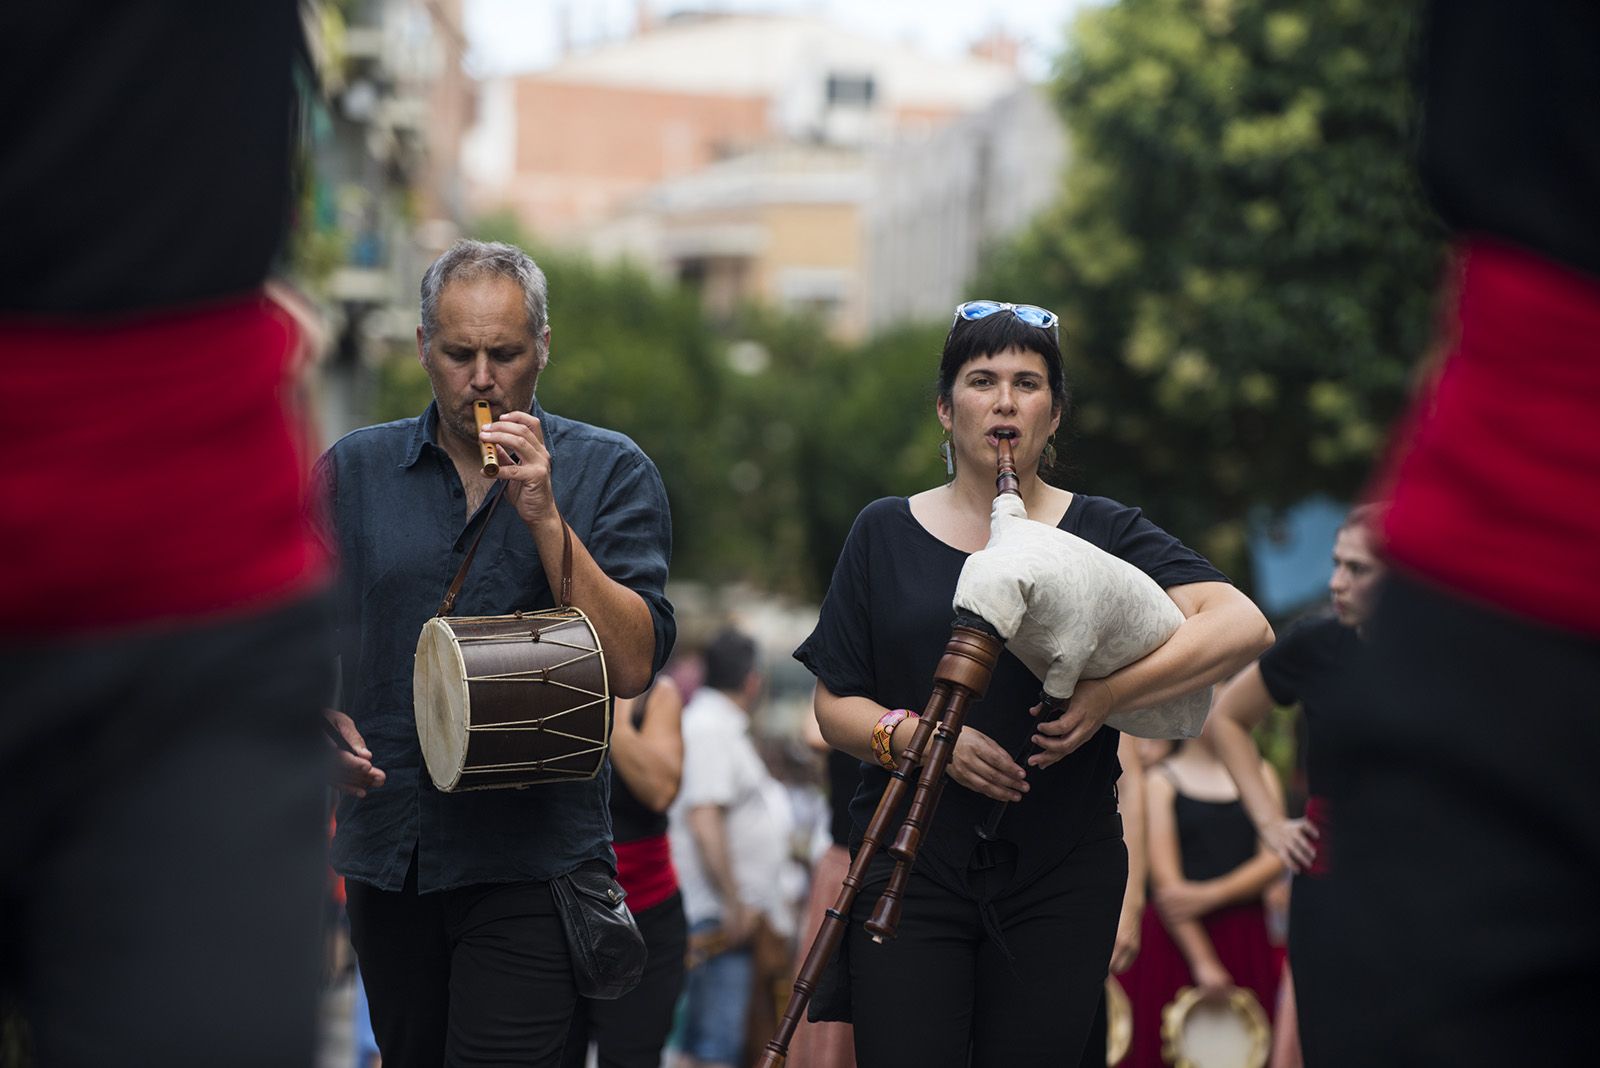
[317,400,675,893]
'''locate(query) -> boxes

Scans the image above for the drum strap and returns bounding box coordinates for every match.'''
[436,489,574,615]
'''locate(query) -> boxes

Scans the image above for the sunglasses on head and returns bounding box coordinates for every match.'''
[953,300,1060,338]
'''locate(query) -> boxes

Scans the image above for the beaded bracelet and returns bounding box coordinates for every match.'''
[871,708,917,770]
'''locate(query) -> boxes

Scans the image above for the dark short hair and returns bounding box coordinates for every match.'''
[937,308,1070,417]
[701,627,758,693]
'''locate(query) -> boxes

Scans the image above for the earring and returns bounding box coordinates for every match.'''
[1042,440,1058,470]
[939,433,955,477]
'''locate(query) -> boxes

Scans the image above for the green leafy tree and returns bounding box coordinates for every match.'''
[981,0,1443,579]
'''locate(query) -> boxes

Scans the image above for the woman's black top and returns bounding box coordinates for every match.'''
[609,699,668,844]
[1257,616,1364,799]
[827,749,862,849]
[795,494,1227,897]
[1173,791,1260,883]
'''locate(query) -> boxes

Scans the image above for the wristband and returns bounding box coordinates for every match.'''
[871,708,917,770]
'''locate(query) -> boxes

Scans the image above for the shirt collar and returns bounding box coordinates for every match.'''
[399,396,551,470]
[400,401,441,469]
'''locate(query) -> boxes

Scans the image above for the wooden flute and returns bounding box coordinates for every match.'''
[474,401,498,477]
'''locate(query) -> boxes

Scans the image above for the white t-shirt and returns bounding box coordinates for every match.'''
[668,687,793,933]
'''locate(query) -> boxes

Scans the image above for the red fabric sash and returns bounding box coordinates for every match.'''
[614,832,678,912]
[1376,238,1600,635]
[1303,795,1332,877]
[0,292,327,634]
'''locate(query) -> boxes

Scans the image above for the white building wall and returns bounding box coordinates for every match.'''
[864,86,1068,334]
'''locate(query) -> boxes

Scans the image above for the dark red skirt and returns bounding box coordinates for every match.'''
[1116,902,1282,1067]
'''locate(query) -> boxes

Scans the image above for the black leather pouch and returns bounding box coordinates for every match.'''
[550,866,647,1000]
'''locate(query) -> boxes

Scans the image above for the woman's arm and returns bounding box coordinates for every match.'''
[813,681,1029,804]
[606,677,684,813]
[1205,665,1318,871]
[1146,768,1233,994]
[1154,761,1287,924]
[1032,581,1274,766]
[1110,733,1148,975]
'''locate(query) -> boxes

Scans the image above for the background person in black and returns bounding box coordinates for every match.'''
[793,304,1272,1066]
[1205,506,1386,1062]
[563,681,688,1068]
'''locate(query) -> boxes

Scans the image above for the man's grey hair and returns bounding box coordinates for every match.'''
[419,239,550,357]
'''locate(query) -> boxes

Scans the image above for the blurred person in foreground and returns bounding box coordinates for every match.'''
[563,679,689,1068]
[1317,2,1600,1064]
[669,628,793,1068]
[1205,506,1385,1063]
[316,238,675,1067]
[0,4,333,1065]
[793,305,1272,1066]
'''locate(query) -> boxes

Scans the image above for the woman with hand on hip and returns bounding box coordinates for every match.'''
[1204,507,1386,1062]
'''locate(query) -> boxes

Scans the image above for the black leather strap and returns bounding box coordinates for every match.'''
[436,489,574,616]
[436,489,503,617]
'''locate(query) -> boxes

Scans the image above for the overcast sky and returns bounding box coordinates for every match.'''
[464,0,1105,81]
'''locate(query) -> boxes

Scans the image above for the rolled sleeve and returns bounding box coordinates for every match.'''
[588,452,676,674]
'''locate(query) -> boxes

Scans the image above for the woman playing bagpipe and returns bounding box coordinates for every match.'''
[791,302,1273,1066]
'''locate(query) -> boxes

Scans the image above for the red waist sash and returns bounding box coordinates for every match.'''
[0,292,327,635]
[1377,238,1600,635]
[614,832,678,912]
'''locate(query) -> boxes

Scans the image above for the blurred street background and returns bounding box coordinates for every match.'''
[291,0,1436,755]
[3,1,1440,1064]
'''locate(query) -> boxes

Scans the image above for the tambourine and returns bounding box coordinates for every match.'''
[1105,975,1132,1066]
[1160,985,1271,1068]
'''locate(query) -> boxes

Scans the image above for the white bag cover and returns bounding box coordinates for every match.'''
[952,493,1209,739]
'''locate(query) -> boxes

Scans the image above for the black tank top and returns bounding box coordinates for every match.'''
[1173,792,1259,882]
[609,699,668,844]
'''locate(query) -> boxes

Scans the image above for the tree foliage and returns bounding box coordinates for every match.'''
[980,0,1443,578]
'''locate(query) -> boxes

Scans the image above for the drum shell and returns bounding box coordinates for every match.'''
[414,609,611,791]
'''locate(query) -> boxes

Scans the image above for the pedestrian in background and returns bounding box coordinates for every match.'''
[670,628,794,1068]
[565,681,689,1068]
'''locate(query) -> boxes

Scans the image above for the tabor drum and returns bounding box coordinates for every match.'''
[414,607,611,791]
[1160,986,1271,1068]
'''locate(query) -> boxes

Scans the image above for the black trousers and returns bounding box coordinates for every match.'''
[346,861,581,1068]
[561,890,687,1068]
[1313,575,1600,1066]
[0,595,333,1067]
[847,825,1126,1068]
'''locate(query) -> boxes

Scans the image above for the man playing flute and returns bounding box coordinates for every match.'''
[315,239,676,1067]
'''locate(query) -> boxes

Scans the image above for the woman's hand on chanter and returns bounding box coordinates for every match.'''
[1028,678,1118,769]
[1261,816,1320,873]
[947,725,1030,802]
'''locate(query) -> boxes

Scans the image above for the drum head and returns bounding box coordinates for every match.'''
[1160,986,1270,1068]
[415,617,470,791]
[1105,975,1132,1066]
